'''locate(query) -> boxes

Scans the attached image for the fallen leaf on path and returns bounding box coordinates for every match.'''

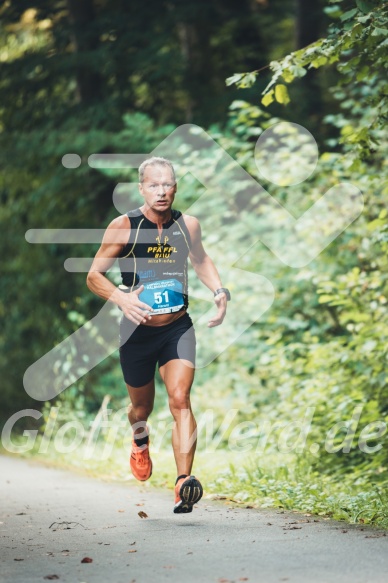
[138,511,148,519]
[81,557,93,563]
[135,503,144,506]
[43,576,60,580]
[128,550,137,553]
[16,512,27,515]
[118,510,125,513]
[14,558,24,561]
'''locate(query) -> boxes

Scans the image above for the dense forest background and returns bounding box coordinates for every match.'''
[1,0,387,521]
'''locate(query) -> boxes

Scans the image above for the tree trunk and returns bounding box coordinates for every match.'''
[295,0,323,49]
[177,22,194,123]
[66,0,102,103]
[294,0,325,124]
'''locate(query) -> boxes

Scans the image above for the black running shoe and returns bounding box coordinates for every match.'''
[174,475,203,514]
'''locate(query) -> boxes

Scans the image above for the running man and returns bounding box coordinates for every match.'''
[86,157,230,513]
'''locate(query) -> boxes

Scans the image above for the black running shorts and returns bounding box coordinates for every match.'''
[119,312,196,388]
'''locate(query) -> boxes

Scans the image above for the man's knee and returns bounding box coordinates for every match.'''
[128,403,153,421]
[168,385,191,415]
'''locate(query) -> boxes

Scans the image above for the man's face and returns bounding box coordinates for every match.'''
[139,164,177,212]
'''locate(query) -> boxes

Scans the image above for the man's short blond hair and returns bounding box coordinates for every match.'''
[138,157,176,183]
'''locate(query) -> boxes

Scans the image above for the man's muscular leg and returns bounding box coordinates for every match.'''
[159,359,196,476]
[126,380,155,438]
[126,380,154,482]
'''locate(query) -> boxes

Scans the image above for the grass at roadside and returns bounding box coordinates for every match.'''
[3,437,388,530]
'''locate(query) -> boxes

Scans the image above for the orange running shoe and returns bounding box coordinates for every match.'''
[174,475,203,514]
[130,440,152,482]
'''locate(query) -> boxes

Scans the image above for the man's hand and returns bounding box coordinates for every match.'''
[117,285,153,325]
[208,292,227,328]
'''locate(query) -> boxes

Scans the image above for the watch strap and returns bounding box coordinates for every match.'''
[214,287,231,301]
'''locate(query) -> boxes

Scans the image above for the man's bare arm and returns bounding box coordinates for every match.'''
[184,215,227,328]
[86,215,153,325]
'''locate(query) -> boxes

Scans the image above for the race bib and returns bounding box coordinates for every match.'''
[140,279,185,314]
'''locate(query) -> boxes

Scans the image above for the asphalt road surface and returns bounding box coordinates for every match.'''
[1,455,387,583]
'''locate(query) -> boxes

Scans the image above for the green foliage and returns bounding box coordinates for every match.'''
[227,1,388,158]
[0,0,277,130]
[209,462,388,527]
[219,1,388,489]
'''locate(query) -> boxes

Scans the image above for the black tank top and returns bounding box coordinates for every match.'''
[118,209,191,314]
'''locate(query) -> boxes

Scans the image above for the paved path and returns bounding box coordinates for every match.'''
[1,455,387,583]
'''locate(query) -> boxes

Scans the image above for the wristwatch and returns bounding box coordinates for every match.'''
[214,287,231,301]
